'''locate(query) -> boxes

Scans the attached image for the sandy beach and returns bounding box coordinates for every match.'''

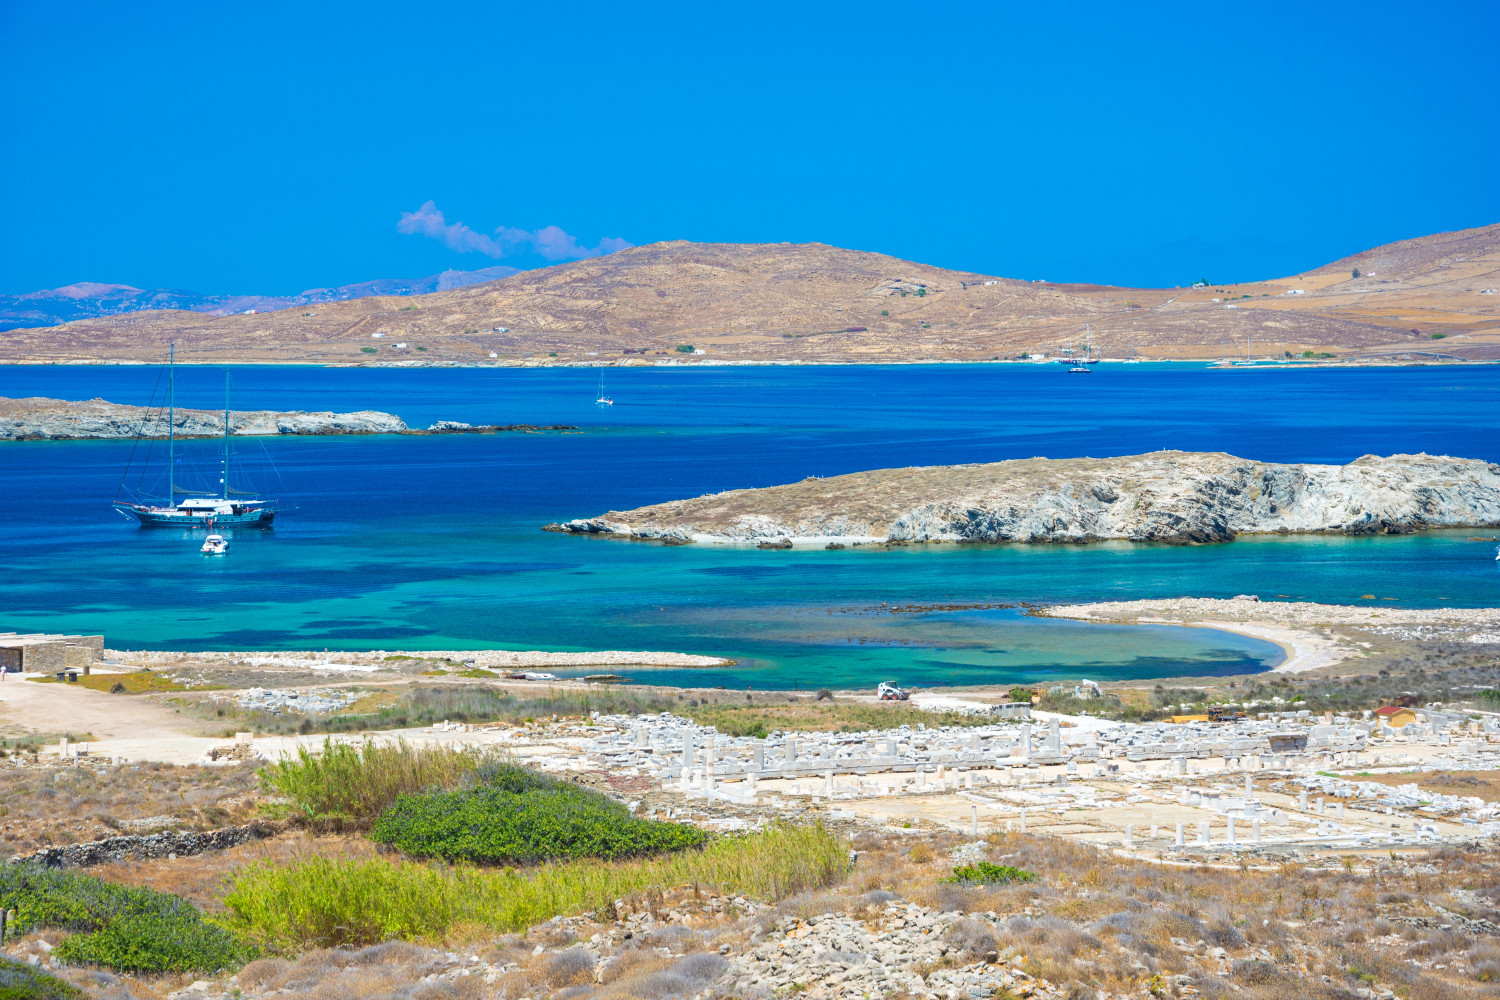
[1038,596,1500,674]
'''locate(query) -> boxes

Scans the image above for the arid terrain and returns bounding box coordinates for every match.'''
[3,613,1500,999]
[4,224,1497,366]
[550,451,1500,546]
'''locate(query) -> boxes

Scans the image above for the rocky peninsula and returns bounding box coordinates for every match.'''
[549,450,1500,545]
[0,395,574,440]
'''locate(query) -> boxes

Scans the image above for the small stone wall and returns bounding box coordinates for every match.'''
[6,823,273,868]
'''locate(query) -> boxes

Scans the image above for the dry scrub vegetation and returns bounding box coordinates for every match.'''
[0,761,259,857]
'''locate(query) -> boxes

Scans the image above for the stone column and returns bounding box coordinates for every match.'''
[1253,817,1262,843]
[753,743,764,772]
[1227,816,1236,845]
[1198,822,1210,847]
[786,739,797,764]
[1124,824,1134,849]
[683,732,695,769]
[1244,775,1253,798]
[1299,789,1308,811]
[1020,809,1027,832]
[1175,822,1185,847]
[971,805,979,836]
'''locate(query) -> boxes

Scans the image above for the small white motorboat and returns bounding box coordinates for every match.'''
[1068,366,1090,373]
[201,534,228,555]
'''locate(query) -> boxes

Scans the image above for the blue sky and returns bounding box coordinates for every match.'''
[2,1,1496,294]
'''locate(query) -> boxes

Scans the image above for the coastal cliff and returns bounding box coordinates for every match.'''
[548,451,1500,545]
[0,396,573,440]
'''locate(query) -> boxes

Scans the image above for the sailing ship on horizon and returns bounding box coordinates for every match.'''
[112,345,279,527]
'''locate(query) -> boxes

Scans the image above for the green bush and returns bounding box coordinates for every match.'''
[225,824,846,950]
[370,762,708,863]
[674,344,695,353]
[260,737,490,828]
[0,865,253,974]
[361,346,378,354]
[0,956,84,1000]
[941,861,1037,886]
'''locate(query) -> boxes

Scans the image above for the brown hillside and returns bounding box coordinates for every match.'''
[4,226,1497,366]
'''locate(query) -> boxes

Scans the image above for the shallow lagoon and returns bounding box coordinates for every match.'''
[4,363,1498,687]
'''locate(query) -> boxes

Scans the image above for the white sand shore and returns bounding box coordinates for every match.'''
[1039,596,1500,674]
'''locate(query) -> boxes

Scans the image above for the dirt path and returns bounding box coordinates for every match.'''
[0,676,199,741]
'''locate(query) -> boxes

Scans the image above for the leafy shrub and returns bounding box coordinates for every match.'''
[674,344,695,353]
[361,346,378,354]
[260,738,490,828]
[370,762,708,863]
[225,823,847,949]
[0,864,253,973]
[941,861,1037,886]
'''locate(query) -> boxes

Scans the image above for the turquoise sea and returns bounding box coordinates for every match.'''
[3,363,1498,689]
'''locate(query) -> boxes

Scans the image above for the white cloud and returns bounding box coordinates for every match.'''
[398,201,631,261]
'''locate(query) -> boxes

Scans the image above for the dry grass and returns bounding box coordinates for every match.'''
[1345,770,1500,803]
[26,671,189,694]
[835,829,1500,997]
[0,761,260,857]
[89,831,383,910]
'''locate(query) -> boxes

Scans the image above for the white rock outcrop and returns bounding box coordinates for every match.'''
[0,396,407,439]
[551,451,1500,545]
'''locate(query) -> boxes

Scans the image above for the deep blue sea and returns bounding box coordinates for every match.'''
[3,362,1498,689]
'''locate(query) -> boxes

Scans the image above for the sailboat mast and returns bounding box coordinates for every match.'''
[222,370,230,497]
[168,343,175,498]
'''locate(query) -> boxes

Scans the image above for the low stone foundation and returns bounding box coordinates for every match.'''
[6,823,274,868]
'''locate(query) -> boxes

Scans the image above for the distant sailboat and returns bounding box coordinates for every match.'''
[595,369,613,406]
[113,346,278,527]
[1065,325,1095,371]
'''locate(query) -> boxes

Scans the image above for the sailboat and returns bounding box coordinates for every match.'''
[1067,325,1093,371]
[595,369,613,406]
[113,346,278,527]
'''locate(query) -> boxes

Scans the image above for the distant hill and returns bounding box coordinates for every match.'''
[0,265,519,332]
[3,225,1496,365]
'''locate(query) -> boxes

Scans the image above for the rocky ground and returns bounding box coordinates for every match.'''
[550,452,1500,545]
[11,828,1500,1000]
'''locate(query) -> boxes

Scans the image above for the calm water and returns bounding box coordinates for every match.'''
[3,363,1498,688]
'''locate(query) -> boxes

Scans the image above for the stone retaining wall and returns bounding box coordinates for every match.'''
[6,823,273,868]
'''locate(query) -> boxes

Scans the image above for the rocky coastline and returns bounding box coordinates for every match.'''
[548,450,1500,546]
[0,395,575,440]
